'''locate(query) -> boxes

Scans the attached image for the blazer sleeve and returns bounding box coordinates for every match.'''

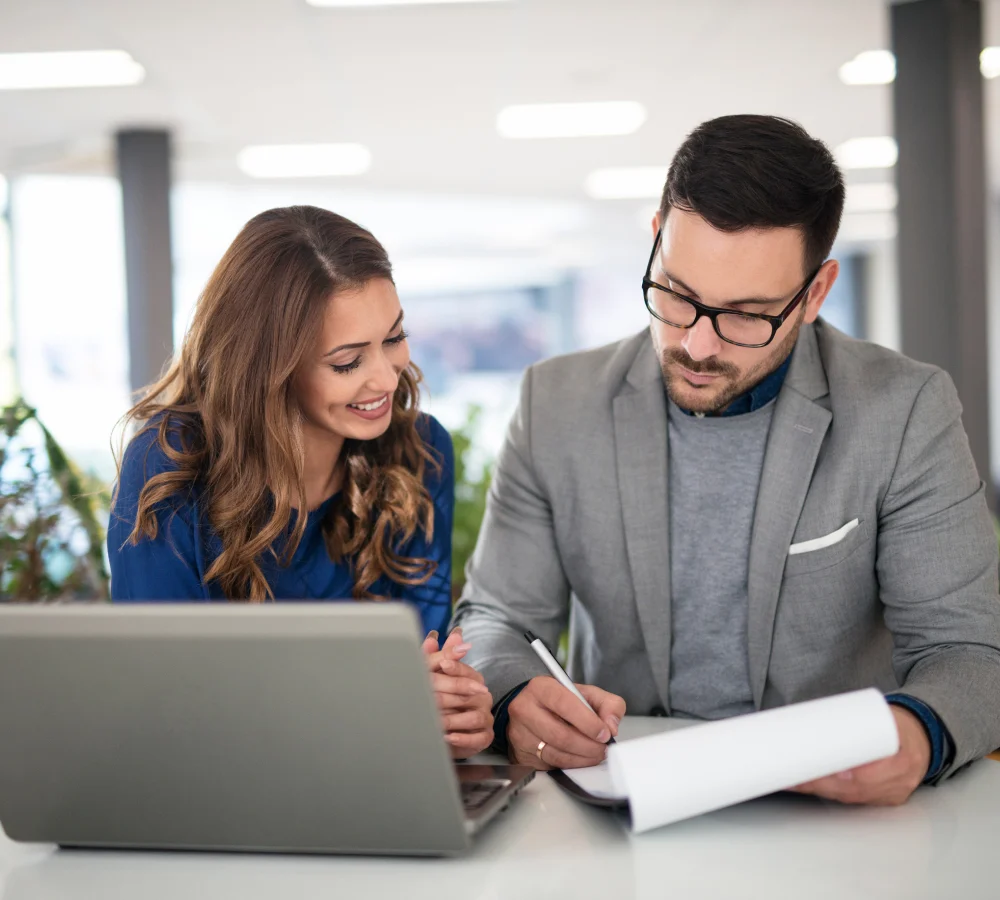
[452,367,571,702]
[107,428,209,601]
[876,368,1000,778]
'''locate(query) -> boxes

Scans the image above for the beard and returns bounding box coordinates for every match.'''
[658,312,804,414]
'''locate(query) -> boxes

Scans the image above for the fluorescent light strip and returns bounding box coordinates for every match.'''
[585,166,666,200]
[839,50,895,86]
[0,50,145,91]
[835,137,898,170]
[307,0,508,6]
[237,143,372,178]
[498,101,647,140]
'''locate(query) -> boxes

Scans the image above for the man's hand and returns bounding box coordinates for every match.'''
[506,675,626,770]
[422,629,494,759]
[791,705,931,806]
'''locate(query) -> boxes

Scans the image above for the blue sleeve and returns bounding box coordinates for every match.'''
[885,693,954,783]
[107,426,209,601]
[490,681,530,756]
[392,414,454,636]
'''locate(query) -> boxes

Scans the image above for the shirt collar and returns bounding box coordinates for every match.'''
[679,351,793,418]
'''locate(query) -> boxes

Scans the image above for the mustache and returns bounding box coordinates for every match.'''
[662,348,739,378]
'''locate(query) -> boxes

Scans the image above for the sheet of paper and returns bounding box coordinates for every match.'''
[561,759,626,801]
[603,688,898,833]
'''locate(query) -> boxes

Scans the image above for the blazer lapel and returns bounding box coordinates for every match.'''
[613,336,673,711]
[747,323,832,706]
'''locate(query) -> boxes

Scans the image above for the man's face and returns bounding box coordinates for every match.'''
[649,208,838,413]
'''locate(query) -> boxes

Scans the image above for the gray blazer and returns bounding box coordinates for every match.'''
[453,320,1000,779]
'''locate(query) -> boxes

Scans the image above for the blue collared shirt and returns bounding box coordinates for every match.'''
[494,351,954,781]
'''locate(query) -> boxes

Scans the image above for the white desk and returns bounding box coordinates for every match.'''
[1,717,997,900]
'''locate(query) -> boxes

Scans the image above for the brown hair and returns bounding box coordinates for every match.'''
[114,205,438,601]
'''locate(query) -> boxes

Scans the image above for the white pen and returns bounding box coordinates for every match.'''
[524,631,615,744]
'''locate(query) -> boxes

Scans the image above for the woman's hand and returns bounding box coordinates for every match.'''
[422,628,495,759]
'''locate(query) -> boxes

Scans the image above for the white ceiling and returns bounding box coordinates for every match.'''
[1,0,999,197]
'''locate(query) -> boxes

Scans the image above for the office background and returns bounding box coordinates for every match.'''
[0,0,998,596]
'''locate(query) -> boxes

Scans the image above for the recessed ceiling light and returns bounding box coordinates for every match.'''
[834,137,898,170]
[237,143,372,178]
[584,166,666,200]
[839,50,896,85]
[306,0,508,6]
[982,47,1000,79]
[0,50,145,91]
[498,101,647,140]
[844,182,898,213]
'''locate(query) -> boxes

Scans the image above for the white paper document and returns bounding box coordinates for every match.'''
[561,689,898,833]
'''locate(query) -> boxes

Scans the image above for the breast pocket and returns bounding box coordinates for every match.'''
[783,517,870,577]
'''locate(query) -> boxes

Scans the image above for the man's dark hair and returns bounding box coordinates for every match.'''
[660,114,845,273]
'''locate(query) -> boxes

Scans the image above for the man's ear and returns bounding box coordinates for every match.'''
[803,259,840,324]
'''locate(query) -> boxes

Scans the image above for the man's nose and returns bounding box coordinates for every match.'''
[681,315,724,362]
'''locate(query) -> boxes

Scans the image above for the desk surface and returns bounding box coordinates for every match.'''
[1,717,997,900]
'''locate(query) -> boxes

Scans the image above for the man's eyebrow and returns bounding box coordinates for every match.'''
[657,267,788,308]
[323,311,404,357]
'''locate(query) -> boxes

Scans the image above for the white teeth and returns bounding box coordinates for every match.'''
[350,396,388,412]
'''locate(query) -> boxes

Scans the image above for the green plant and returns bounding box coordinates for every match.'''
[0,399,110,601]
[450,405,492,599]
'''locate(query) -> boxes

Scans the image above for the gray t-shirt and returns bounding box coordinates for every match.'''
[667,398,775,719]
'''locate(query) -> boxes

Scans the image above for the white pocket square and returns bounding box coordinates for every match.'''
[788,519,860,556]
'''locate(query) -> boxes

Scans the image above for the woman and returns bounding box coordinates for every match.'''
[108,205,492,757]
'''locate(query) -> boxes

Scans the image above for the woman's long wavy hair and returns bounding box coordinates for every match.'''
[114,205,439,601]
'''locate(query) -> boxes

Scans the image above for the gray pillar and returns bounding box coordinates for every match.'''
[116,129,175,395]
[892,0,993,506]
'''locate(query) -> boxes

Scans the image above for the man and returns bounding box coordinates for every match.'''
[452,114,1000,806]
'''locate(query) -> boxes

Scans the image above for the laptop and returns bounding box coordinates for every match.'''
[0,603,534,856]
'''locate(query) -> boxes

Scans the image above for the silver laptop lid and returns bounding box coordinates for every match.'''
[0,603,472,855]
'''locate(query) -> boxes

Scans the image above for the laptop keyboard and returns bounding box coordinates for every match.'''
[460,779,508,812]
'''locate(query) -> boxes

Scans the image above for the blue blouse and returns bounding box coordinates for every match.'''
[107,413,454,636]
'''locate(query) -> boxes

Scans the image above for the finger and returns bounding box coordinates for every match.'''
[538,681,612,744]
[508,721,606,770]
[421,631,440,655]
[425,646,469,673]
[431,673,491,697]
[435,691,484,711]
[440,658,484,681]
[790,774,865,804]
[441,628,465,653]
[446,730,494,751]
[442,709,494,733]
[509,702,607,763]
[577,684,627,735]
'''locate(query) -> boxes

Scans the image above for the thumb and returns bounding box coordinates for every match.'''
[578,684,626,735]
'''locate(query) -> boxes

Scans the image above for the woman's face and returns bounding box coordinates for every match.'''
[294,277,410,446]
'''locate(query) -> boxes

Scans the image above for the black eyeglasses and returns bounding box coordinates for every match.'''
[642,226,821,349]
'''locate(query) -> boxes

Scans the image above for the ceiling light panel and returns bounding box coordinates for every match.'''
[498,101,647,139]
[835,137,898,170]
[839,50,896,85]
[0,50,145,90]
[982,47,1000,79]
